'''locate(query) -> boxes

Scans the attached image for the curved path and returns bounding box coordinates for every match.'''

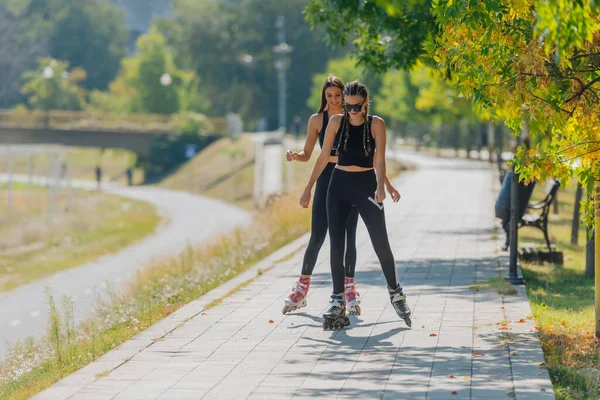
[35,151,554,400]
[0,176,252,359]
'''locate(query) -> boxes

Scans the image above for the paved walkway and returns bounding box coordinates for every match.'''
[34,152,554,399]
[0,176,251,359]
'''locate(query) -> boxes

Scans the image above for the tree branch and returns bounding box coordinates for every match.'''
[566,76,600,103]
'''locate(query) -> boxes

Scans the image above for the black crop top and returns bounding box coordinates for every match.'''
[318,111,341,157]
[336,116,375,168]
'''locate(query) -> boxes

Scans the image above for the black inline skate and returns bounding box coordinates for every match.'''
[322,293,350,330]
[388,284,412,327]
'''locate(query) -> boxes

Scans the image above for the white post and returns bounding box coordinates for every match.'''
[7,146,12,213]
[66,148,72,211]
[253,140,264,209]
[27,153,33,205]
[53,152,61,215]
[35,152,41,210]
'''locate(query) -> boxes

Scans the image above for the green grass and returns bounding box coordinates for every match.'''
[0,186,160,291]
[518,180,600,400]
[0,190,312,400]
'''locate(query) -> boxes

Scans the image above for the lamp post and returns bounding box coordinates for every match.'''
[273,16,292,132]
[160,72,172,87]
[42,66,54,129]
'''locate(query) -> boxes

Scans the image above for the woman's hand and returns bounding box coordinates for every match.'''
[386,183,401,203]
[375,185,386,203]
[286,150,298,162]
[300,187,312,208]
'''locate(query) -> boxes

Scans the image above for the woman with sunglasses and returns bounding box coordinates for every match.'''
[300,80,411,330]
[283,76,400,316]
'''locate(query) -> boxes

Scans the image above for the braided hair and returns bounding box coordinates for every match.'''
[336,80,372,157]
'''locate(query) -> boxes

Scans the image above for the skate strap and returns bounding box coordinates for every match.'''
[390,293,406,302]
[292,281,308,296]
[344,281,355,288]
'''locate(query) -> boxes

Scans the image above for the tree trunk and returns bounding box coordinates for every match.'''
[571,182,584,245]
[587,222,596,278]
[487,120,495,163]
[553,190,560,215]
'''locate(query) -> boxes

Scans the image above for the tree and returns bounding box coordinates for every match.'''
[304,0,436,72]
[109,29,199,115]
[160,0,344,128]
[306,0,600,190]
[49,0,129,91]
[21,58,86,111]
[0,0,53,107]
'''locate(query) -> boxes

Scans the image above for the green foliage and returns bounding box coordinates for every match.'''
[161,0,343,128]
[304,0,436,72]
[140,133,216,183]
[109,29,199,115]
[49,0,129,90]
[20,58,86,111]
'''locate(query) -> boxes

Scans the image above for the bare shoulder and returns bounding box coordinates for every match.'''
[328,113,343,125]
[371,115,386,129]
[308,113,322,126]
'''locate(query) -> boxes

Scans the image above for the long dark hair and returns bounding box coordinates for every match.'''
[317,75,345,113]
[336,80,372,156]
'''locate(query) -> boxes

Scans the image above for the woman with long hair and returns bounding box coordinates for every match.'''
[300,80,411,329]
[284,76,400,316]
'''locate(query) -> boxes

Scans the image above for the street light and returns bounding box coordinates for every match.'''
[242,54,254,66]
[42,66,54,79]
[42,66,54,128]
[273,16,292,132]
[160,72,172,86]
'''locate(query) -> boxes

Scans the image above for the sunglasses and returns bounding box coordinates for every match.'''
[342,100,365,113]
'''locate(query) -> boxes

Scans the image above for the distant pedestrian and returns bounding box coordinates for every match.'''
[126,167,133,186]
[293,115,301,139]
[95,166,102,189]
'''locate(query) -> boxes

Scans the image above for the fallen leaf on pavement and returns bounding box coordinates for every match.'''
[511,352,518,356]
[269,320,274,323]
[430,333,437,337]
[537,372,545,376]
[448,375,455,379]
[518,319,526,323]
[463,376,469,381]
[472,351,483,357]
[451,391,458,395]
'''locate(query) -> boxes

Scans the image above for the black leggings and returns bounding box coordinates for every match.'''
[301,163,359,277]
[327,168,398,294]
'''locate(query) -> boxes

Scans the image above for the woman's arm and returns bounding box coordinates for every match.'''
[384,175,401,202]
[372,116,387,203]
[299,115,342,208]
[286,113,320,162]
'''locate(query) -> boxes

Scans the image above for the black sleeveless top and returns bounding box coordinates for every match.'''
[336,116,375,168]
[318,111,340,157]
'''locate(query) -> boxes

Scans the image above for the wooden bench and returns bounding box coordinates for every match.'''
[501,178,560,251]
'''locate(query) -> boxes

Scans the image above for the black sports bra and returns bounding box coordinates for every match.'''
[336,116,375,168]
[318,111,340,157]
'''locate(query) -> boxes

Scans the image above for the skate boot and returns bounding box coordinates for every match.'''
[388,284,412,327]
[344,277,361,315]
[282,276,310,314]
[322,293,350,330]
